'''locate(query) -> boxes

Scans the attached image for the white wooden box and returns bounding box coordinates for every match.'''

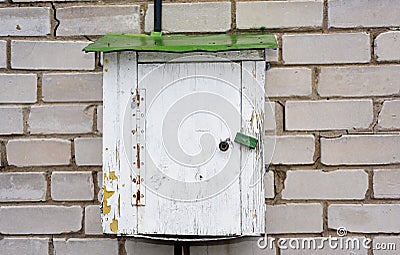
[101,50,267,239]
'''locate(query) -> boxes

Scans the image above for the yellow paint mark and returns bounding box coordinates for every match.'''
[103,187,115,214]
[104,68,108,73]
[109,171,118,180]
[104,59,109,65]
[110,218,118,233]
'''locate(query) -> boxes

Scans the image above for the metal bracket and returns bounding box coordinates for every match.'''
[132,88,146,206]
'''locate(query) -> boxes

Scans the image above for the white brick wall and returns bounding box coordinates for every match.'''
[42,73,102,102]
[57,6,140,36]
[7,139,71,166]
[266,203,323,234]
[145,2,231,32]
[373,169,400,198]
[0,7,50,36]
[378,100,400,129]
[328,0,400,28]
[0,206,82,234]
[1,0,400,253]
[28,105,94,134]
[321,135,400,165]
[329,204,400,233]
[51,172,94,201]
[54,238,118,255]
[318,65,400,97]
[0,107,24,135]
[375,32,400,62]
[11,41,95,70]
[0,172,47,201]
[282,33,370,64]
[285,100,373,130]
[74,137,102,166]
[265,135,315,165]
[0,74,37,103]
[0,40,6,68]
[0,238,49,255]
[266,68,312,97]
[237,1,323,29]
[282,170,368,200]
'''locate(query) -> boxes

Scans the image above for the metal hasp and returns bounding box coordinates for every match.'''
[84,33,277,53]
[234,132,258,149]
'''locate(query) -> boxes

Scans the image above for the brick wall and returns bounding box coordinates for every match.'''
[0,0,399,254]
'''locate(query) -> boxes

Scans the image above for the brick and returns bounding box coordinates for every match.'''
[373,236,399,255]
[85,205,102,235]
[97,106,103,133]
[375,32,400,62]
[329,204,400,233]
[125,240,174,255]
[318,65,400,97]
[29,105,94,134]
[265,135,315,165]
[57,5,140,36]
[11,40,95,70]
[378,100,400,129]
[266,68,312,97]
[328,0,400,28]
[265,171,274,199]
[282,170,368,200]
[145,2,231,32]
[7,139,71,167]
[0,74,37,103]
[280,237,368,255]
[0,7,50,36]
[0,238,48,255]
[237,1,323,29]
[54,238,118,255]
[285,100,373,130]
[321,135,400,165]
[264,102,275,131]
[0,172,46,202]
[74,137,102,166]
[42,73,102,102]
[191,237,275,255]
[283,33,370,64]
[266,203,323,234]
[97,171,102,202]
[0,206,82,234]
[0,107,23,135]
[51,172,94,201]
[373,169,400,199]
[0,41,6,68]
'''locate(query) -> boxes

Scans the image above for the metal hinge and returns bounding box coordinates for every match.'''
[131,88,146,206]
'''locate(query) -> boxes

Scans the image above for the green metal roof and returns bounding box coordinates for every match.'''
[84,33,277,53]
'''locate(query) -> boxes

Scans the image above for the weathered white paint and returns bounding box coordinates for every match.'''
[102,51,266,237]
[137,50,264,63]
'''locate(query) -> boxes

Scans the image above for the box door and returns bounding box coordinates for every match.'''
[135,62,243,236]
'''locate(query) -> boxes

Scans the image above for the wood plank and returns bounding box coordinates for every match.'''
[240,61,266,235]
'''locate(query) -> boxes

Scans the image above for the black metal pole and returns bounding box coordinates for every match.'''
[154,0,162,32]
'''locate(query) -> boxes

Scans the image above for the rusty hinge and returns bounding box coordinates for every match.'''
[132,88,146,206]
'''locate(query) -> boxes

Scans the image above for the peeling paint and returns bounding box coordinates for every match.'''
[103,187,115,214]
[110,218,118,233]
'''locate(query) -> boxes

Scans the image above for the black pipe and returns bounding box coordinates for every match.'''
[154,0,162,32]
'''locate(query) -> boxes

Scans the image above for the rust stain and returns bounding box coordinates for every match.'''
[104,68,108,73]
[103,187,115,214]
[110,218,118,233]
[104,59,109,65]
[118,195,121,216]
